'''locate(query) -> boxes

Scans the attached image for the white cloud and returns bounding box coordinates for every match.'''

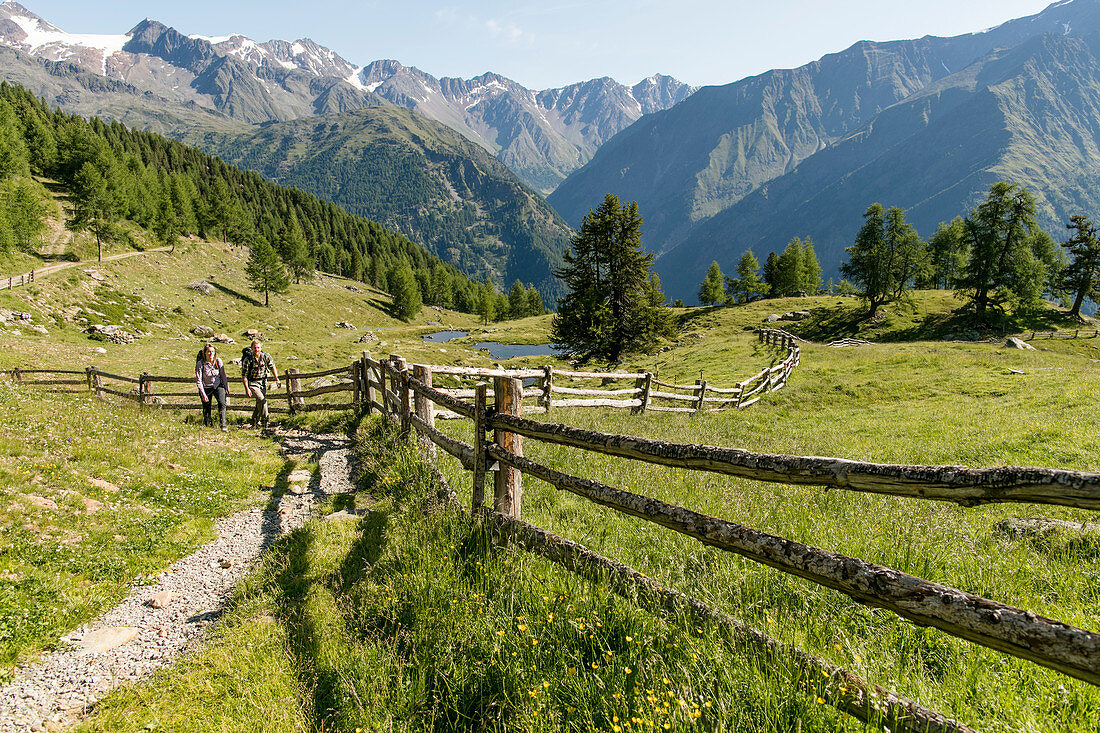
[484,18,529,45]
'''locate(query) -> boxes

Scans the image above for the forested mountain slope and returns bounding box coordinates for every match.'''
[184,106,573,299]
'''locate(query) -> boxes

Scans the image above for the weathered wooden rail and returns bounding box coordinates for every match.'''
[1021,329,1100,340]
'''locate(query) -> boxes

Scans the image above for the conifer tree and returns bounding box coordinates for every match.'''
[389,262,422,321]
[245,237,290,307]
[762,251,780,298]
[508,280,527,319]
[698,261,726,306]
[958,182,1043,316]
[1061,215,1100,319]
[725,249,768,304]
[551,194,669,363]
[524,285,544,317]
[69,161,122,262]
[925,217,968,289]
[799,239,822,294]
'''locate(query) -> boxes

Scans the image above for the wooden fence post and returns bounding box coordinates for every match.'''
[493,375,523,518]
[351,360,361,406]
[412,364,436,458]
[390,355,410,438]
[695,379,708,414]
[633,372,652,414]
[139,372,150,408]
[472,383,488,511]
[285,367,301,414]
[362,351,375,415]
[12,367,22,384]
[85,366,95,391]
[541,365,553,413]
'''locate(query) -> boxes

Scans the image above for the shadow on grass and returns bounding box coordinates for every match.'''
[208,280,264,307]
[790,301,1088,343]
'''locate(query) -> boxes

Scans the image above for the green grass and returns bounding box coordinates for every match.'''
[7,233,1100,732]
[78,419,861,733]
[0,381,285,677]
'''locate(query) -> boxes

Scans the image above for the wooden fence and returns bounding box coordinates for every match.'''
[1,328,799,419]
[0,269,35,291]
[1021,328,1100,340]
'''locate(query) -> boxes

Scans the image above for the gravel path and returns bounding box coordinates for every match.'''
[0,429,355,732]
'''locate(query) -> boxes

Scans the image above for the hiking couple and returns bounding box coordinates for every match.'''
[195,339,281,430]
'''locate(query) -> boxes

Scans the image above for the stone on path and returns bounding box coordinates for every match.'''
[287,469,311,483]
[147,591,173,609]
[324,510,367,522]
[78,627,138,655]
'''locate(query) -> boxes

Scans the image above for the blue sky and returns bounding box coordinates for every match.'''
[23,0,1058,89]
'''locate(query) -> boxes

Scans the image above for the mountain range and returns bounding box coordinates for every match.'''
[550,0,1100,299]
[0,1,694,194]
[8,0,1100,305]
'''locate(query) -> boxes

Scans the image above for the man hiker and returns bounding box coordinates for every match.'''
[241,339,281,429]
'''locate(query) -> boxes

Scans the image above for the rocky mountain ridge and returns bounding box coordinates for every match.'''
[0,1,695,192]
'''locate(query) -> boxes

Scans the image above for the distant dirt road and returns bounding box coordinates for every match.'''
[0,247,174,290]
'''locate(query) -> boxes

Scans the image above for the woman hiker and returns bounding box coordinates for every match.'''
[195,342,230,431]
[241,339,281,429]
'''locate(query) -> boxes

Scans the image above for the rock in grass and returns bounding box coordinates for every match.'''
[1004,336,1036,350]
[82,497,103,515]
[191,325,214,338]
[147,591,172,609]
[89,478,120,493]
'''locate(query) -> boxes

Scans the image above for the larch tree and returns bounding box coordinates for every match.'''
[957,182,1044,317]
[245,237,290,307]
[724,249,768,304]
[1061,215,1100,319]
[697,261,726,306]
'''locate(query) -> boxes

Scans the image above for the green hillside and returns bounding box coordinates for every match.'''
[184,106,573,300]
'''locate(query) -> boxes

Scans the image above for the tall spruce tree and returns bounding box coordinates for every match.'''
[551,194,667,363]
[245,237,290,307]
[389,262,422,321]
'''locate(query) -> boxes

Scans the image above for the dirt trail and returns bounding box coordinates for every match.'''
[0,429,356,732]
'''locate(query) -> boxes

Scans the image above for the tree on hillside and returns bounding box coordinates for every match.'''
[1061,215,1100,319]
[246,237,290,307]
[724,249,768,304]
[924,217,968,289]
[698,261,726,306]
[841,204,927,316]
[69,161,123,263]
[883,206,928,302]
[762,251,781,297]
[389,262,422,321]
[551,194,670,363]
[0,100,29,181]
[1,178,48,252]
[957,182,1046,317]
[508,280,527,319]
[525,284,544,317]
[799,239,823,295]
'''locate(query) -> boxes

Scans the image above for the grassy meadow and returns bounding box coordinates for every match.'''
[3,227,1100,731]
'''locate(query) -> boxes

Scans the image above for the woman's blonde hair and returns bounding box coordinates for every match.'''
[202,342,218,362]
